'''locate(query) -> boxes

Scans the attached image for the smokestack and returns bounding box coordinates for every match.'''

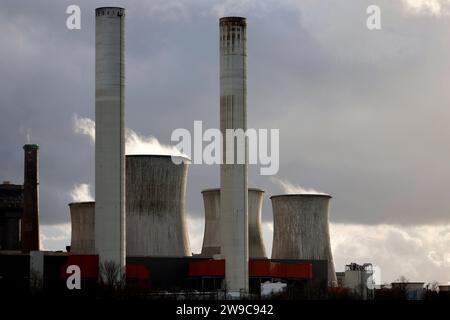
[22,144,39,253]
[201,188,266,259]
[270,194,337,286]
[126,155,191,257]
[69,202,95,255]
[95,7,126,274]
[219,16,249,294]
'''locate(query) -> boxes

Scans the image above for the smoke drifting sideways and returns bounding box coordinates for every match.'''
[72,114,185,157]
[271,177,329,196]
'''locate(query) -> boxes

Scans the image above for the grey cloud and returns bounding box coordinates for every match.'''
[1,0,450,229]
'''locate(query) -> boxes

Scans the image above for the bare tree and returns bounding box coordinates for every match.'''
[99,260,126,292]
[426,281,439,292]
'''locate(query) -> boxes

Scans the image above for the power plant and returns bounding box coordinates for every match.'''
[271,194,337,286]
[200,188,266,259]
[0,7,387,301]
[94,7,126,274]
[219,16,249,294]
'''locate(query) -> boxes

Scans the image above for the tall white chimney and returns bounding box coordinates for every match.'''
[219,16,248,295]
[95,7,126,279]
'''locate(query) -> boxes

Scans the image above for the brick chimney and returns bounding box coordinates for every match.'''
[22,144,40,252]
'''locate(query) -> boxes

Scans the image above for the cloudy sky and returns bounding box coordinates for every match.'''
[1,0,450,284]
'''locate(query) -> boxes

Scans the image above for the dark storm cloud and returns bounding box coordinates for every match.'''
[1,0,450,227]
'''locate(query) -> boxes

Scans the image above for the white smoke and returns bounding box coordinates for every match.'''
[125,128,185,156]
[70,183,94,202]
[73,114,185,156]
[271,177,327,195]
[73,114,95,143]
[19,126,32,144]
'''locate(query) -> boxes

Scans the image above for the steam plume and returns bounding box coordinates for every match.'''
[73,114,185,156]
[271,177,327,195]
[70,183,94,202]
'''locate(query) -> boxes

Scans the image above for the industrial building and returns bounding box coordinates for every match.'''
[336,263,374,300]
[390,282,425,300]
[0,182,23,251]
[0,9,341,300]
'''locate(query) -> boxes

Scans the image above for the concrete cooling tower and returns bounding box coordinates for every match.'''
[200,189,221,257]
[69,202,95,255]
[200,188,266,259]
[270,194,337,286]
[126,155,191,257]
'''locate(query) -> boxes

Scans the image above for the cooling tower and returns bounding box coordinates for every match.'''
[201,188,266,259]
[248,189,266,258]
[271,194,337,286]
[126,155,191,257]
[69,202,95,255]
[219,16,249,294]
[95,7,126,273]
[200,189,221,257]
[22,144,40,253]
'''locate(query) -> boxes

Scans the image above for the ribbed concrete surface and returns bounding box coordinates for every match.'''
[200,189,221,257]
[201,188,266,259]
[126,155,191,257]
[69,202,95,255]
[271,194,337,286]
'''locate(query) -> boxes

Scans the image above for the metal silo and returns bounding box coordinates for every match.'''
[68,202,95,255]
[126,155,191,257]
[270,194,337,286]
[200,188,266,259]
